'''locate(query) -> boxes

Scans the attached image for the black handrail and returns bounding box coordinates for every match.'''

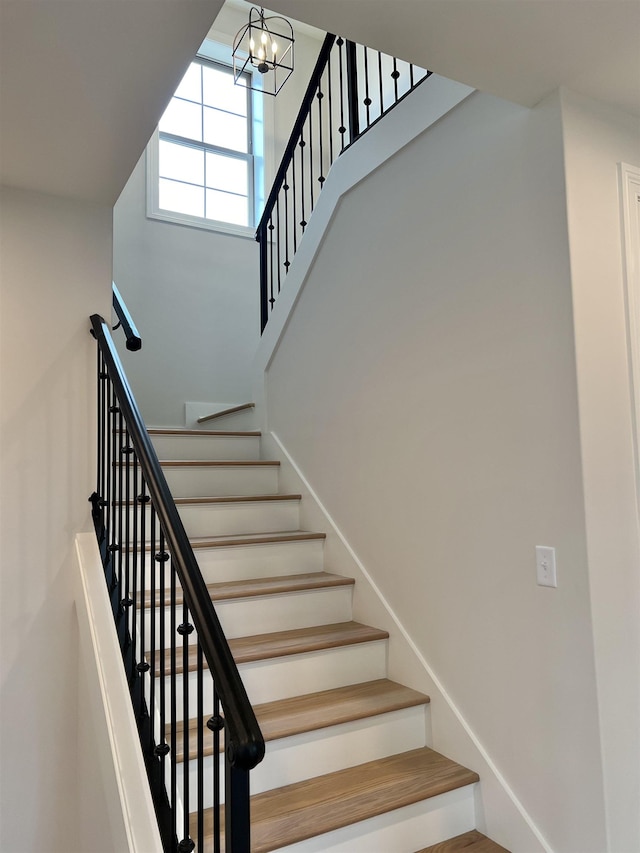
[112,282,142,351]
[90,313,264,851]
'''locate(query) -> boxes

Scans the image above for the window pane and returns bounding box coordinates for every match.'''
[205,152,247,195]
[159,140,204,186]
[159,98,202,142]
[204,107,247,152]
[202,65,247,116]
[174,63,202,103]
[159,179,204,218]
[206,189,248,226]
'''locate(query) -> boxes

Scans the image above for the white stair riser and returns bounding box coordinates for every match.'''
[141,585,354,643]
[128,539,326,590]
[157,640,388,722]
[162,465,279,498]
[126,500,300,540]
[177,500,300,539]
[150,434,261,461]
[273,785,477,853]
[179,705,429,809]
[195,539,326,584]
[241,640,388,706]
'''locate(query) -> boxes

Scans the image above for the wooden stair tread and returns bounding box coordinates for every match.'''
[230,621,388,665]
[160,459,279,467]
[141,571,354,609]
[197,403,255,423]
[150,621,388,676]
[148,428,261,437]
[174,493,300,505]
[196,748,479,852]
[173,678,430,761]
[416,829,510,852]
[189,530,326,549]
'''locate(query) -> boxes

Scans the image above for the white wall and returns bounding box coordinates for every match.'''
[0,187,112,851]
[113,155,261,426]
[561,89,640,853]
[262,91,607,852]
[112,5,324,427]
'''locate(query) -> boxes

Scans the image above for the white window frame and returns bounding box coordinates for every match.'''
[146,36,273,239]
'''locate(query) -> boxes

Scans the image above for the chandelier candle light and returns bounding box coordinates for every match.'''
[232,5,294,95]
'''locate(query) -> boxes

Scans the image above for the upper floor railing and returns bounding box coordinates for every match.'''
[256,33,431,331]
[89,287,264,852]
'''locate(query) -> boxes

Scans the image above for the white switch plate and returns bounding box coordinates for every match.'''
[536,546,557,587]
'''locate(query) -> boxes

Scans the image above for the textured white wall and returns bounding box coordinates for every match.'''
[263,91,607,852]
[0,187,112,851]
[561,89,640,853]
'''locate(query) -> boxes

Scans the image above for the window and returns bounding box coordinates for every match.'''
[147,42,265,237]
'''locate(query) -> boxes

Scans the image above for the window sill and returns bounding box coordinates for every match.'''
[147,207,256,240]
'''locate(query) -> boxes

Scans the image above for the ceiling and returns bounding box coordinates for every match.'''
[0,0,638,206]
[267,0,640,118]
[0,0,225,204]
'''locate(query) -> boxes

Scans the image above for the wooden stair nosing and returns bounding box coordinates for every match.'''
[160,459,279,468]
[126,530,326,554]
[148,428,261,437]
[189,530,326,550]
[150,621,389,677]
[174,493,301,506]
[416,829,511,852]
[140,570,354,609]
[172,678,430,762]
[195,747,479,852]
[197,403,255,424]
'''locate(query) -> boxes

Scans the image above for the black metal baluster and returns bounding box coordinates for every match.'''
[149,512,158,753]
[155,529,169,766]
[107,387,117,591]
[179,601,194,851]
[131,453,139,688]
[378,51,384,115]
[96,349,103,528]
[170,557,178,839]
[346,40,360,142]
[409,62,415,88]
[258,223,268,333]
[337,37,347,150]
[363,45,371,128]
[392,56,399,102]
[196,641,204,852]
[268,214,275,309]
[210,687,221,853]
[291,155,297,252]
[317,84,325,191]
[327,52,334,163]
[283,172,290,277]
[116,410,124,600]
[122,427,133,640]
[137,479,149,719]
[308,108,314,211]
[276,197,281,294]
[299,129,306,232]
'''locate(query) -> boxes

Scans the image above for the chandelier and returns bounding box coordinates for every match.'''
[232,6,294,96]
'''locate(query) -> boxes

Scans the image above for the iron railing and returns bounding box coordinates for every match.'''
[89,304,264,852]
[256,34,431,331]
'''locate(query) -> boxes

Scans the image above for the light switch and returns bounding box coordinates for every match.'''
[536,546,557,588]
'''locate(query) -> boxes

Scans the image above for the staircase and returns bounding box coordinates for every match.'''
[146,410,509,852]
